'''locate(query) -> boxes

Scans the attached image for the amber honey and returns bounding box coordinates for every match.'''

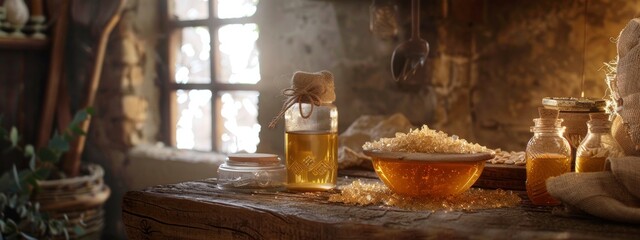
[525,154,571,206]
[576,156,607,172]
[285,131,337,191]
[371,157,484,197]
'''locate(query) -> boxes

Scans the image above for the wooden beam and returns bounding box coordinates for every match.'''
[37,0,70,149]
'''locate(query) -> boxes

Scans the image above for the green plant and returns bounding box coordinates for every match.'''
[0,108,93,239]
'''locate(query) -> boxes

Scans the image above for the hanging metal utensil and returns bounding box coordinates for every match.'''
[390,0,429,91]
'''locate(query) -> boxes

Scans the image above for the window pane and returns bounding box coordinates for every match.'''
[175,89,212,151]
[175,27,211,84]
[217,24,260,84]
[217,91,260,153]
[172,0,209,20]
[215,0,258,19]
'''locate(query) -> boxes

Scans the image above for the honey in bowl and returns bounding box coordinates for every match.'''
[365,151,492,197]
[362,125,494,197]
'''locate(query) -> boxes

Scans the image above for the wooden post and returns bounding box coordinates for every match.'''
[63,0,125,177]
[37,0,69,149]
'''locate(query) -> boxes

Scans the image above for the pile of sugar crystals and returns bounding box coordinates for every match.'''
[328,180,521,212]
[362,125,492,154]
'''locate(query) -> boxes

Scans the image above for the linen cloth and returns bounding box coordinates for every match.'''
[546,157,640,223]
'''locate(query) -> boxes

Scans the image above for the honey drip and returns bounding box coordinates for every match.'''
[526,154,571,206]
[576,156,607,172]
[285,131,337,191]
[328,180,521,211]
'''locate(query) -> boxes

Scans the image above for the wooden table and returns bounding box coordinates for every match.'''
[122,171,640,240]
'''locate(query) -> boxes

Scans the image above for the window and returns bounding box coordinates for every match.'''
[163,0,261,153]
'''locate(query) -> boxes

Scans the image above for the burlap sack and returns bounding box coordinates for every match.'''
[612,115,640,156]
[614,18,640,153]
[544,19,640,224]
[546,157,640,223]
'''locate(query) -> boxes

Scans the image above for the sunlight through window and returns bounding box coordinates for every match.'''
[172,0,261,153]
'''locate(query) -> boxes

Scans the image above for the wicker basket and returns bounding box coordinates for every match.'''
[34,163,110,239]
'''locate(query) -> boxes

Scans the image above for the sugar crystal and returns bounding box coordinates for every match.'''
[362,125,493,154]
[328,180,521,211]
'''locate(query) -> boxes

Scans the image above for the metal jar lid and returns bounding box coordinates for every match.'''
[542,97,607,112]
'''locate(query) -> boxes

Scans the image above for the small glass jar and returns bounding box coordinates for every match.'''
[576,114,624,172]
[285,102,338,191]
[217,153,286,192]
[542,97,607,170]
[525,118,572,206]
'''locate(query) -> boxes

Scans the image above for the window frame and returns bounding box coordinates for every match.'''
[159,0,261,152]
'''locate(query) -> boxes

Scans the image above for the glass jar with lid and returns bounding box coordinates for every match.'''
[542,97,607,170]
[217,153,286,192]
[283,71,338,191]
[525,108,572,206]
[575,113,624,172]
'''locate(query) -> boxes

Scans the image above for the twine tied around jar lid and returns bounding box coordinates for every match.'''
[268,70,336,129]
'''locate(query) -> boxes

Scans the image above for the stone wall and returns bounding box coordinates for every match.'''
[257,0,442,156]
[473,0,640,150]
[257,0,640,155]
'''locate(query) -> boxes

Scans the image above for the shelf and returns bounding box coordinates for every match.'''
[0,37,50,50]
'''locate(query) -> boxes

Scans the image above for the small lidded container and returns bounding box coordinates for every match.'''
[525,108,572,206]
[542,97,607,147]
[542,97,607,169]
[575,113,624,172]
[217,153,286,192]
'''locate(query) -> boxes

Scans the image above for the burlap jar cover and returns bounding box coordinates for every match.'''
[268,70,335,129]
[546,18,640,224]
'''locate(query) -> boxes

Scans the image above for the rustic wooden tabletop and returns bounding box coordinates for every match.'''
[122,170,640,240]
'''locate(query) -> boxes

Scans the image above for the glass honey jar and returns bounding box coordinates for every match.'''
[575,113,624,172]
[542,97,606,170]
[283,71,338,191]
[525,108,572,206]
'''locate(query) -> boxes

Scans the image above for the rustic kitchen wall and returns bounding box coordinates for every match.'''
[257,0,640,154]
[257,0,442,155]
[66,0,160,238]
